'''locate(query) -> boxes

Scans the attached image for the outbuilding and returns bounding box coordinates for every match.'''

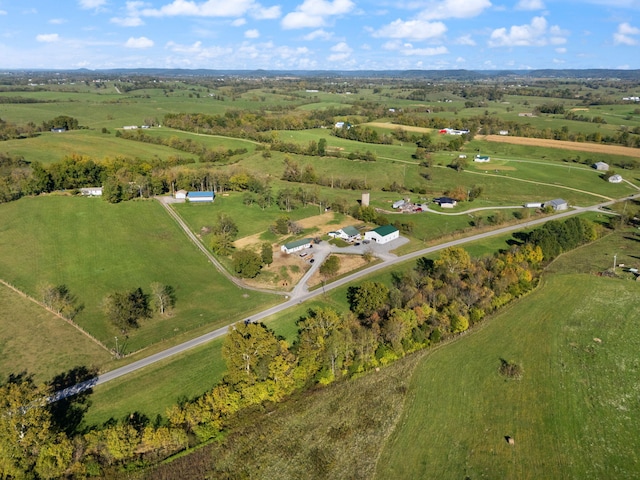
[175,189,188,200]
[364,225,399,244]
[281,238,312,254]
[187,191,215,203]
[474,155,491,162]
[433,197,458,208]
[80,187,103,196]
[543,198,568,211]
[608,174,623,183]
[593,161,609,171]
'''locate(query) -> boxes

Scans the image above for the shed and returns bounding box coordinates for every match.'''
[392,199,406,209]
[608,174,623,183]
[433,197,458,208]
[474,155,490,162]
[593,161,609,171]
[544,198,568,211]
[175,189,188,200]
[187,191,215,203]
[281,238,312,254]
[364,225,399,244]
[51,127,66,133]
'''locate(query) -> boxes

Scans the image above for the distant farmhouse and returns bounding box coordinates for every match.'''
[593,161,609,171]
[51,127,66,133]
[187,191,215,203]
[474,155,491,163]
[281,238,312,254]
[364,225,399,244]
[438,128,470,135]
[543,199,569,211]
[328,226,361,242]
[392,199,407,209]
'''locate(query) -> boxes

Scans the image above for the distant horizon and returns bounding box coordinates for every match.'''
[1,1,639,71]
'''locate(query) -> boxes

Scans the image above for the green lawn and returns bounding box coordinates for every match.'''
[0,196,280,353]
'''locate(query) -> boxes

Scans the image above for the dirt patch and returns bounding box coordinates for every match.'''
[242,249,309,291]
[307,254,370,288]
[480,135,640,159]
[570,108,589,112]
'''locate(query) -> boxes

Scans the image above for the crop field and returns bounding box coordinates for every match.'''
[0,196,280,353]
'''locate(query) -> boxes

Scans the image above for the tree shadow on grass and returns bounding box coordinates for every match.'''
[48,365,98,435]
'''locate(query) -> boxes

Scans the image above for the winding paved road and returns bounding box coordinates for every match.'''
[53,192,640,401]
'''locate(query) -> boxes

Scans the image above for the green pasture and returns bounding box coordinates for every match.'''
[1,129,198,164]
[0,283,111,384]
[376,271,640,479]
[0,196,279,352]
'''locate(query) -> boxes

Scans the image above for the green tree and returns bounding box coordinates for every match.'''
[261,242,273,266]
[319,255,340,278]
[210,232,235,255]
[274,215,290,235]
[39,283,82,319]
[213,213,239,239]
[232,249,263,278]
[347,281,389,320]
[317,137,327,156]
[103,287,152,333]
[0,375,62,479]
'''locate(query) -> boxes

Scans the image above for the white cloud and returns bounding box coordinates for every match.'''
[245,29,260,38]
[111,16,144,26]
[125,36,154,48]
[36,33,60,42]
[613,22,640,45]
[49,18,67,24]
[0,10,6,15]
[515,0,544,10]
[251,5,281,19]
[489,16,567,47]
[303,29,334,40]
[383,40,448,56]
[78,0,106,9]
[455,34,476,46]
[327,41,352,61]
[555,47,566,53]
[374,19,447,40]
[417,0,492,21]
[141,0,257,18]
[231,18,247,26]
[282,0,355,29]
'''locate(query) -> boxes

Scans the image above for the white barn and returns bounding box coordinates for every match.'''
[364,225,399,244]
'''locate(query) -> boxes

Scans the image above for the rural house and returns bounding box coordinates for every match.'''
[543,198,568,211]
[281,238,312,254]
[187,191,215,203]
[474,155,491,162]
[392,199,406,209]
[364,225,399,244]
[593,161,609,171]
[328,226,361,241]
[80,187,103,196]
[175,189,188,200]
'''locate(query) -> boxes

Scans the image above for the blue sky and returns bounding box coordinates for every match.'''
[1,0,639,70]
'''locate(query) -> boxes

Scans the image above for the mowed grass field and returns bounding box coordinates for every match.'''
[0,283,111,383]
[376,275,640,478]
[0,196,280,353]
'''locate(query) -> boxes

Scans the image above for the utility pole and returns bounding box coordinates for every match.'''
[613,253,617,272]
[115,336,119,358]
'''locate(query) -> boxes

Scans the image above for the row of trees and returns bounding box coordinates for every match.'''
[116,129,248,163]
